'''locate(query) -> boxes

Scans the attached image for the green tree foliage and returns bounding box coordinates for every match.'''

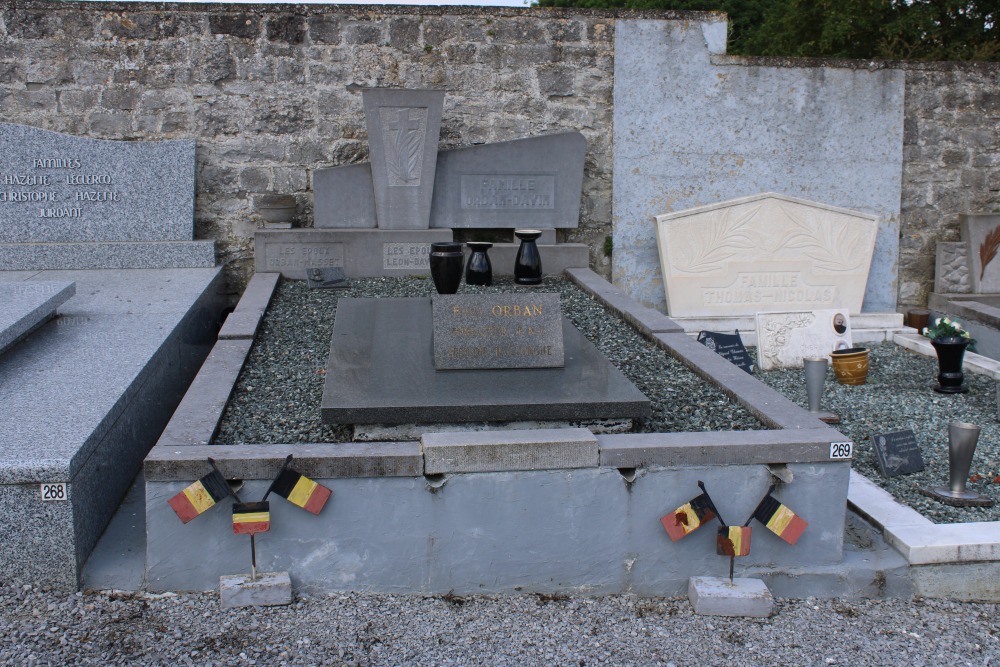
[535,0,999,61]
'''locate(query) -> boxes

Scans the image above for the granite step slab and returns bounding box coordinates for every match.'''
[0,241,215,270]
[0,280,75,355]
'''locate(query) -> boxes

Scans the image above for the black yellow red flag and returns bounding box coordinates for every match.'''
[752,494,808,545]
[267,460,332,515]
[661,492,717,542]
[167,469,232,524]
[232,501,271,535]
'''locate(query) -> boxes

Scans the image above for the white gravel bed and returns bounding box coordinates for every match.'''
[2,585,997,667]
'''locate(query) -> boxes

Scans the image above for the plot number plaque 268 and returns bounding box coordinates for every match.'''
[40,483,68,501]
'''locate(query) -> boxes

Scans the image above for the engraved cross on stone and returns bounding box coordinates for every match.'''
[385,108,422,136]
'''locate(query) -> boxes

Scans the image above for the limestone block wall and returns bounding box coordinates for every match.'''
[0,1,622,296]
[1,1,998,307]
[898,63,1000,307]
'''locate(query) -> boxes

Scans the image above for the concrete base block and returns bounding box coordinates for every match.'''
[354,418,632,442]
[688,576,775,617]
[220,572,293,609]
[422,427,598,473]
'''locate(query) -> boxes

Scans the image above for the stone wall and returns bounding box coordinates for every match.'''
[898,63,1000,307]
[0,1,627,296]
[1,1,998,307]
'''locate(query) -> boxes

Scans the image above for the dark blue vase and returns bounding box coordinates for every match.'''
[513,229,543,285]
[465,242,493,286]
[429,241,463,294]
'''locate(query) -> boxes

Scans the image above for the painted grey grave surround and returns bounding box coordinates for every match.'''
[0,280,75,355]
[321,297,649,425]
[612,18,904,313]
[0,123,214,269]
[0,268,224,588]
[429,133,587,230]
[431,293,565,370]
[363,89,445,231]
[140,269,882,596]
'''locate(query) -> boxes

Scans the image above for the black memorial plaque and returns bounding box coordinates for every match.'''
[697,330,754,374]
[870,429,925,478]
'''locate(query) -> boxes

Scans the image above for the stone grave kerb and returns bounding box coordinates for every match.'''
[362,88,445,231]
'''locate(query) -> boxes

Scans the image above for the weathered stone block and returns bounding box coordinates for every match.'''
[689,577,775,618]
[220,572,293,609]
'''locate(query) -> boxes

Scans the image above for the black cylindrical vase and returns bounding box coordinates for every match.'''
[931,336,970,394]
[465,242,493,286]
[429,241,464,294]
[513,229,543,285]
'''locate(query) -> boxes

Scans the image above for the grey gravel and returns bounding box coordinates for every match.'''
[215,277,763,445]
[755,342,1000,524]
[2,585,997,666]
[216,277,1000,524]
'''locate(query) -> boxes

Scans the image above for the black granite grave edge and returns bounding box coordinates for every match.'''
[145,269,853,482]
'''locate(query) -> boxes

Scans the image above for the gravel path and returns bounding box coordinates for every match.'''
[3,585,997,666]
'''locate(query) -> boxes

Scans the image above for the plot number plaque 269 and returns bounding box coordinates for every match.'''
[829,442,854,460]
[40,483,68,501]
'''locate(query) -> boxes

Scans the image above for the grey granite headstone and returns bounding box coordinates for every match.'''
[432,293,565,369]
[363,89,444,230]
[429,133,586,229]
[962,214,1000,293]
[934,242,971,294]
[321,297,650,425]
[0,123,194,242]
[313,163,377,229]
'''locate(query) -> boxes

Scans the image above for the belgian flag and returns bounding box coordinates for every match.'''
[269,467,332,515]
[752,494,808,545]
[716,525,752,557]
[661,492,717,542]
[167,470,232,524]
[232,501,271,535]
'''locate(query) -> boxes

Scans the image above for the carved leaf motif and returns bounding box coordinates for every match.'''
[979,226,1000,281]
[672,205,760,274]
[776,205,869,272]
[382,108,425,186]
[760,313,815,367]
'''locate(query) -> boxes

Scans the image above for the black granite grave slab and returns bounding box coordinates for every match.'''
[321,297,650,425]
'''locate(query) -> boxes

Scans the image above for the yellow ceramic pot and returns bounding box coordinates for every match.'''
[830,347,870,385]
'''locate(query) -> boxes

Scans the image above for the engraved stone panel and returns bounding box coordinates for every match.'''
[383,242,431,270]
[755,309,855,370]
[934,242,971,294]
[430,133,586,229]
[0,122,194,243]
[961,214,1000,294]
[431,293,565,370]
[654,193,878,318]
[362,89,444,231]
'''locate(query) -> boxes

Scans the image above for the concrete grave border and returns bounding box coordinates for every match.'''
[143,269,998,599]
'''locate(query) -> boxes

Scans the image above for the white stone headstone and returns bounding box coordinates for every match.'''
[961,214,1000,294]
[755,309,854,370]
[654,193,877,317]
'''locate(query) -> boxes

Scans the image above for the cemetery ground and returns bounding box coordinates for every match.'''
[5,274,1000,666]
